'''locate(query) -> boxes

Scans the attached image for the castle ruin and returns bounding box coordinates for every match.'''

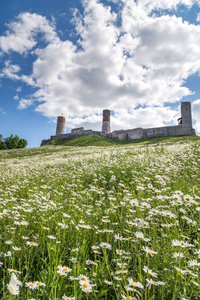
[41,102,196,146]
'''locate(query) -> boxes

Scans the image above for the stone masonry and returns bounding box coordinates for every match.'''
[41,102,196,146]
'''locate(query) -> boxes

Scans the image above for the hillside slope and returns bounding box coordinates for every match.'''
[46,134,200,147]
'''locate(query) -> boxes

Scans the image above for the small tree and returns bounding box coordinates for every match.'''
[0,134,28,150]
[0,135,5,150]
[18,138,28,148]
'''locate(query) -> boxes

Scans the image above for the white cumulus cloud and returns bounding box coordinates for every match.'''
[0,0,200,133]
[0,12,58,54]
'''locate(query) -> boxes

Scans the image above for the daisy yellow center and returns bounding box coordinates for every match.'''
[119,270,123,273]
[88,261,91,263]
[29,283,33,287]
[37,282,42,285]
[81,277,86,281]
[9,285,14,292]
[63,268,68,272]
[132,281,137,284]
[30,242,35,245]
[83,283,88,288]
[126,297,131,300]
[13,269,17,272]
[153,281,157,284]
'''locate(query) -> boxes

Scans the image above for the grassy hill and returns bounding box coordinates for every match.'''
[46,134,200,147]
[1,135,200,299]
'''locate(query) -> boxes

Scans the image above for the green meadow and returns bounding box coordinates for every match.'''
[0,135,200,300]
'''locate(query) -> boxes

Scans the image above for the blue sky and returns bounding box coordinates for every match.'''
[0,0,200,148]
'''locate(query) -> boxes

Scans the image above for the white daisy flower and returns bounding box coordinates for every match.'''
[7,273,22,295]
[127,278,144,289]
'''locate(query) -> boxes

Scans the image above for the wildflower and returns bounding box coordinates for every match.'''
[4,251,12,257]
[7,273,22,295]
[69,257,77,263]
[116,249,124,255]
[62,296,75,300]
[34,281,46,287]
[142,246,157,256]
[79,280,92,293]
[57,265,72,276]
[172,240,185,247]
[134,232,150,242]
[5,241,12,245]
[7,269,21,274]
[12,246,21,251]
[71,248,79,252]
[115,269,128,275]
[58,222,68,229]
[188,259,200,267]
[26,241,39,246]
[69,276,78,281]
[183,242,195,248]
[99,242,112,250]
[104,280,113,285]
[113,276,122,281]
[91,245,99,250]
[143,266,158,277]
[114,234,124,241]
[175,267,187,274]
[21,221,29,226]
[173,252,184,258]
[86,260,96,265]
[77,275,90,282]
[126,286,134,291]
[25,282,37,290]
[192,280,200,286]
[121,295,136,300]
[157,281,165,286]
[127,278,144,289]
[117,262,128,268]
[187,270,197,277]
[146,278,157,289]
[102,219,110,223]
[47,235,56,239]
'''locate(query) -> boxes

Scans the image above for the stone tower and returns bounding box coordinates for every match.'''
[181,102,192,127]
[102,109,111,134]
[56,116,65,136]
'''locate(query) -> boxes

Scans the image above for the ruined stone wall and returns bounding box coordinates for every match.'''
[110,125,195,140]
[41,125,196,146]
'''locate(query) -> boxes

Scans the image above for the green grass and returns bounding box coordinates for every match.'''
[46,134,200,147]
[1,136,200,299]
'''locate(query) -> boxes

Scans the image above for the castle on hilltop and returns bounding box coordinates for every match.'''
[41,102,196,146]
